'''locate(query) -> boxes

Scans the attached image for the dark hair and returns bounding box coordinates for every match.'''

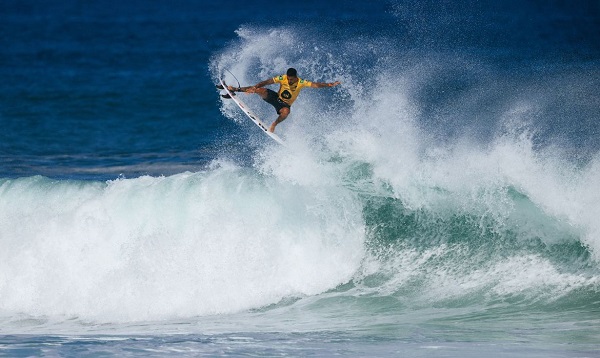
[286,68,298,77]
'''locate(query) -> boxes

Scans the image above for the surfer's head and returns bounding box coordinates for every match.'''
[286,68,297,77]
[286,68,298,84]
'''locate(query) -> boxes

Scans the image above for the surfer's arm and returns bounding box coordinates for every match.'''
[249,78,274,92]
[310,81,341,88]
[255,78,275,88]
[239,78,275,93]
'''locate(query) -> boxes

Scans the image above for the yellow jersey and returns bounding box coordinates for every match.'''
[272,75,313,105]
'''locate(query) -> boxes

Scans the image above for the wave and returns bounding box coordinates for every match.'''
[2,19,599,324]
[1,137,598,323]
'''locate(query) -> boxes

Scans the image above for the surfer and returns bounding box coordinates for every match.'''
[227,68,340,133]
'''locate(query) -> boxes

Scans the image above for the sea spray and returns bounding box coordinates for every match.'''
[211,27,600,318]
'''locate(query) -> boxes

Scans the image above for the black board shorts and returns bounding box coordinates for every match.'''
[263,89,290,114]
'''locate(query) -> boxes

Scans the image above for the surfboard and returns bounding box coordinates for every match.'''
[219,77,285,145]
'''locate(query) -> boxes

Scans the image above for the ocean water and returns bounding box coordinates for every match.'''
[1,0,600,356]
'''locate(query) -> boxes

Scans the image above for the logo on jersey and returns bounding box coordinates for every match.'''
[281,90,292,100]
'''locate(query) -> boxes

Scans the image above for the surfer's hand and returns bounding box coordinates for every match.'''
[330,81,341,87]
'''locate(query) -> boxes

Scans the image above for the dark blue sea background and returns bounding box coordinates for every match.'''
[1,0,599,356]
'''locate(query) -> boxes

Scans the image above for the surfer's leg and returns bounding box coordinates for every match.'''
[269,107,290,133]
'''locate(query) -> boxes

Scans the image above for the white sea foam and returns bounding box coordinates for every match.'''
[0,165,365,322]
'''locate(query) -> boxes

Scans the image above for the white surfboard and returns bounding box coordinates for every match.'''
[219,77,285,145]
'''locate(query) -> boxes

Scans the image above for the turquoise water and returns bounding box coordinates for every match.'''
[1,0,599,356]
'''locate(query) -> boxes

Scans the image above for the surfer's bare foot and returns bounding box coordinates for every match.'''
[269,123,276,133]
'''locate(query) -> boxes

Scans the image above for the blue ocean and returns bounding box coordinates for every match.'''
[1,0,599,356]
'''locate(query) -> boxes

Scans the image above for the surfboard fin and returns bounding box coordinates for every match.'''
[221,93,235,99]
[216,84,225,90]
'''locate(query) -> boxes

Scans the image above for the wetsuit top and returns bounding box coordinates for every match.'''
[273,75,313,105]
